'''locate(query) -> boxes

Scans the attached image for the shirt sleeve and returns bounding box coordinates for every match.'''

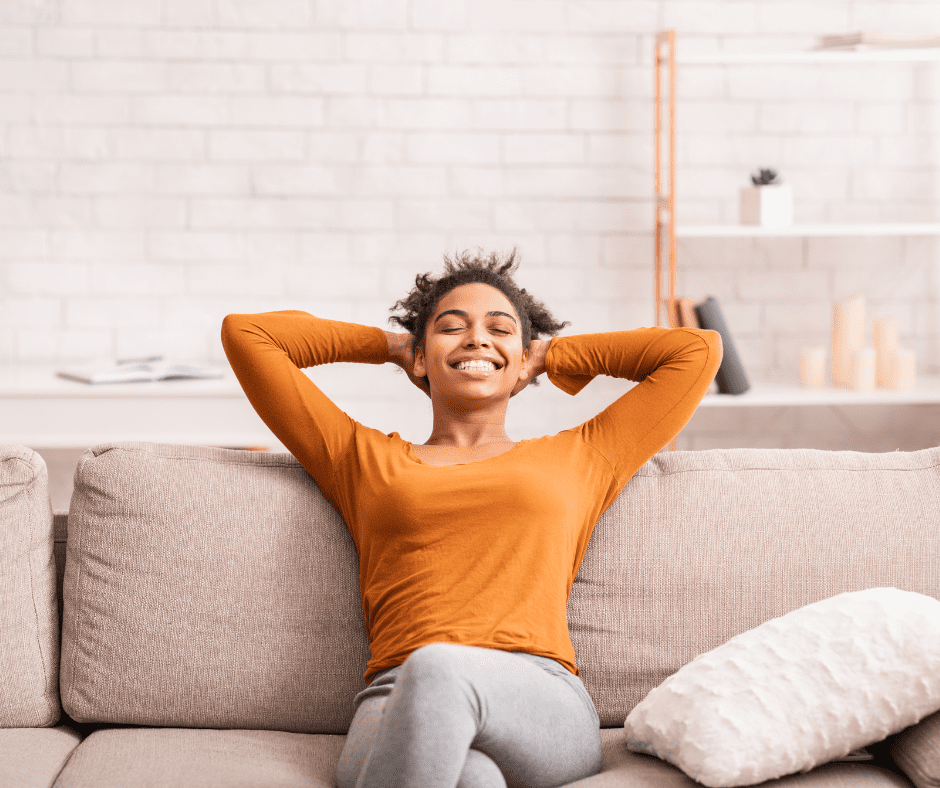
[545,326,722,496]
[220,311,389,501]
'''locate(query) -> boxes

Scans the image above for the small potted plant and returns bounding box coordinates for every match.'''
[740,168,793,229]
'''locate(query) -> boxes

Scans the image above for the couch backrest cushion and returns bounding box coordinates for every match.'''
[0,445,60,727]
[569,446,940,726]
[60,441,940,734]
[60,442,369,734]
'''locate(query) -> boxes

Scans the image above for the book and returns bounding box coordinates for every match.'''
[666,298,700,328]
[693,297,751,395]
[677,298,700,329]
[57,356,226,385]
[817,32,940,50]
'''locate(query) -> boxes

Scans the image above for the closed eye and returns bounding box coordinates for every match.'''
[439,324,512,334]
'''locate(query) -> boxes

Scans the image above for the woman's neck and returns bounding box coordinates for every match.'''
[420,388,515,448]
[422,412,513,449]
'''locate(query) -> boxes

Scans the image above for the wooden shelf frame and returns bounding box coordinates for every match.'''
[653,30,677,331]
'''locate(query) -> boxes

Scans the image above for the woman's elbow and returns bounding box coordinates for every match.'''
[703,329,723,372]
[221,313,248,340]
[704,328,722,357]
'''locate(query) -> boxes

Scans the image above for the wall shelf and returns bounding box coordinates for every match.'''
[679,49,940,65]
[676,223,940,238]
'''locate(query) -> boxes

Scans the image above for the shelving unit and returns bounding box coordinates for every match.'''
[653,31,940,329]
[652,32,940,448]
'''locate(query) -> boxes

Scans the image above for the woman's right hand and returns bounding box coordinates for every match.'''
[385,331,431,398]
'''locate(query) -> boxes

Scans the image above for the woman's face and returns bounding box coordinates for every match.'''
[413,283,528,404]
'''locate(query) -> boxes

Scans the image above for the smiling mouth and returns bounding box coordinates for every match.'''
[452,360,501,372]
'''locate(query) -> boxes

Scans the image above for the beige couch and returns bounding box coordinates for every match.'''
[2,440,938,788]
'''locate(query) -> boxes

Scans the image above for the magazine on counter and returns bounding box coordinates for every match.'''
[56,356,226,385]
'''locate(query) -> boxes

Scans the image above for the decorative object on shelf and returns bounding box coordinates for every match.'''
[872,317,917,390]
[817,32,940,51]
[888,348,918,391]
[799,346,827,388]
[874,317,899,388]
[832,294,866,389]
[850,347,876,391]
[693,297,750,395]
[740,168,793,229]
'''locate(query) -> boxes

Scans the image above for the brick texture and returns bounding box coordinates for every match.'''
[1,0,938,451]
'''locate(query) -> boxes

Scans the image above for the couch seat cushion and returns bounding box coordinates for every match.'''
[572,730,914,788]
[47,727,913,788]
[0,445,60,727]
[0,725,82,788]
[52,728,345,788]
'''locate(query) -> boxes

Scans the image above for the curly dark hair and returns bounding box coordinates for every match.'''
[389,248,570,387]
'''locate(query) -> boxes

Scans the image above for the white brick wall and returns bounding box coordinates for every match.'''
[1,0,939,450]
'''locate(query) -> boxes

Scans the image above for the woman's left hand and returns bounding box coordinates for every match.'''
[385,331,431,398]
[511,339,550,397]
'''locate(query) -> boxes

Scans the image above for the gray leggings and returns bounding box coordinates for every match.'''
[334,643,602,788]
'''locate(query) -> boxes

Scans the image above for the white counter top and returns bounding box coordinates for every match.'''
[0,364,285,449]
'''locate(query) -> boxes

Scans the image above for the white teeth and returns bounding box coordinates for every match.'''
[455,360,497,371]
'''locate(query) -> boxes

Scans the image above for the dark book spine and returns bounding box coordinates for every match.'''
[693,297,750,395]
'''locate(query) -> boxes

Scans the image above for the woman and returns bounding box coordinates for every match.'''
[221,249,722,788]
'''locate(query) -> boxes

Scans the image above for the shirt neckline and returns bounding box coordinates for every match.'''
[404,439,529,467]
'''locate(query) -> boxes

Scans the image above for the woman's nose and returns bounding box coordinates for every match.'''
[465,324,490,347]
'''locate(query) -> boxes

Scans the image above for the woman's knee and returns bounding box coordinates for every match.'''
[334,698,386,788]
[457,749,507,788]
[393,643,485,718]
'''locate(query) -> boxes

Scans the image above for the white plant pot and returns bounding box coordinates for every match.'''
[740,184,793,228]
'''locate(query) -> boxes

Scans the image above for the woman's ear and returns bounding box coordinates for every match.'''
[413,345,426,378]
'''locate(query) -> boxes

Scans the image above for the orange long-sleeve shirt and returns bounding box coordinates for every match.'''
[221,312,721,683]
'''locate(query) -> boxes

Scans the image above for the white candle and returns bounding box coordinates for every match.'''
[873,317,898,389]
[832,295,865,388]
[850,347,876,391]
[799,346,827,388]
[888,348,916,390]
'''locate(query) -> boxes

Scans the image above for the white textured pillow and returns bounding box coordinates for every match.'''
[624,587,940,787]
